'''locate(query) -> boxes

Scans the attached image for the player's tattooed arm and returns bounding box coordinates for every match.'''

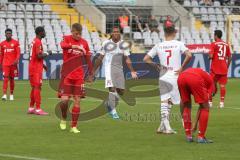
[125,56,138,79]
[175,50,192,75]
[143,55,161,73]
[93,54,104,76]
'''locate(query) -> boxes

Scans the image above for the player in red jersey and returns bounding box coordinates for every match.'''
[209,30,232,108]
[178,68,214,143]
[27,26,52,115]
[0,28,20,101]
[58,23,93,133]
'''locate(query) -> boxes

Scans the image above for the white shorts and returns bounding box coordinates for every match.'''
[159,75,180,105]
[105,66,125,89]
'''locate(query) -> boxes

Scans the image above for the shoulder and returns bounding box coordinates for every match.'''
[102,39,110,46]
[13,39,19,45]
[63,35,71,40]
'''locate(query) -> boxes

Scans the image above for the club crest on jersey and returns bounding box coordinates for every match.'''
[11,43,14,47]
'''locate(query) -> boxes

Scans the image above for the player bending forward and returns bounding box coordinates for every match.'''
[209,30,232,108]
[144,21,192,134]
[58,23,93,133]
[27,26,52,115]
[178,68,213,143]
[93,27,138,119]
[0,28,20,101]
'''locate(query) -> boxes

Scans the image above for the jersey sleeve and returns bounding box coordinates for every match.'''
[209,42,215,56]
[0,42,3,64]
[180,42,189,54]
[84,41,93,75]
[123,48,130,56]
[35,41,43,56]
[226,44,231,58]
[99,41,107,56]
[60,36,72,49]
[15,41,21,62]
[147,44,158,58]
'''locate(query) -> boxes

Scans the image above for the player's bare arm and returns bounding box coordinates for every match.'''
[93,54,104,76]
[227,55,232,68]
[143,55,161,72]
[125,56,138,79]
[37,50,52,59]
[175,50,192,75]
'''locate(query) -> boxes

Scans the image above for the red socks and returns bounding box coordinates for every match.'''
[3,77,8,94]
[29,89,35,107]
[220,86,226,102]
[182,107,192,137]
[33,88,41,110]
[198,108,209,138]
[71,106,80,127]
[10,78,14,94]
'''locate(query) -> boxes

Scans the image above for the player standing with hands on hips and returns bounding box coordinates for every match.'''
[144,20,192,134]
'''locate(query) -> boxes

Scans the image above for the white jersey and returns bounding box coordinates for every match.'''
[100,39,130,89]
[147,40,188,78]
[100,39,130,70]
[147,40,189,104]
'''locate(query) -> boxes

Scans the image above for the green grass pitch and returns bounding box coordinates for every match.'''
[0,79,239,160]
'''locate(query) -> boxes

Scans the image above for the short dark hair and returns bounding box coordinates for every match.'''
[72,23,82,32]
[5,28,12,33]
[214,30,222,39]
[163,20,176,34]
[35,26,45,35]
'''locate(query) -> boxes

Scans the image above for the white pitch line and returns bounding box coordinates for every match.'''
[0,153,50,160]
[46,98,240,110]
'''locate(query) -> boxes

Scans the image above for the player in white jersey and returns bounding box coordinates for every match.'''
[144,20,192,134]
[93,27,138,119]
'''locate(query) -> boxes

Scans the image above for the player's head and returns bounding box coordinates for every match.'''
[163,20,177,38]
[5,28,12,41]
[71,23,82,40]
[35,26,46,39]
[111,27,121,42]
[214,30,222,40]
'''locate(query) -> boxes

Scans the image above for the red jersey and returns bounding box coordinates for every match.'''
[29,37,44,75]
[183,68,213,92]
[0,39,20,66]
[60,35,93,80]
[210,39,231,75]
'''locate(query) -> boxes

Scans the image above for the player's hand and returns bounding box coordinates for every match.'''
[174,67,183,75]
[43,65,48,72]
[86,74,94,85]
[13,61,18,65]
[131,71,138,79]
[47,50,53,55]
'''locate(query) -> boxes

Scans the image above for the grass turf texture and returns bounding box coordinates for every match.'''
[0,79,239,160]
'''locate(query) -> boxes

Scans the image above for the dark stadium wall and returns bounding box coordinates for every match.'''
[0,53,239,80]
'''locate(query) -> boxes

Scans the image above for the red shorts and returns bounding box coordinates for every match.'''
[178,73,209,104]
[29,73,42,87]
[58,77,85,97]
[2,65,18,78]
[210,72,228,85]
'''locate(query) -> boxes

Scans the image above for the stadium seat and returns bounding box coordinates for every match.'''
[133,32,142,40]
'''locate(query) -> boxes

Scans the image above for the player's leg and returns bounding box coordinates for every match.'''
[27,86,36,114]
[2,66,10,100]
[106,87,120,119]
[9,66,16,100]
[218,75,227,108]
[197,102,212,143]
[9,77,14,100]
[157,99,171,134]
[59,96,70,130]
[32,74,48,115]
[70,95,81,133]
[181,101,193,142]
[209,72,218,107]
